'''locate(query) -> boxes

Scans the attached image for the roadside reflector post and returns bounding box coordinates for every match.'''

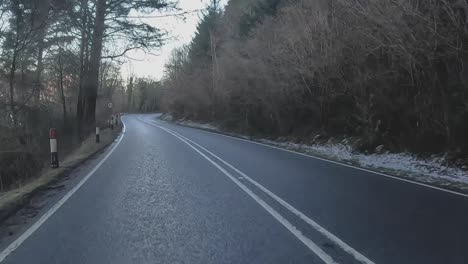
[49,128,59,168]
[111,115,114,130]
[96,127,100,143]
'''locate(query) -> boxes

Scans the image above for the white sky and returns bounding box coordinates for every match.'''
[120,0,226,81]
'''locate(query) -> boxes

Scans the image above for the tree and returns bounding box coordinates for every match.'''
[31,0,50,101]
[127,75,134,110]
[237,0,282,38]
[162,0,468,156]
[0,0,180,189]
[3,0,30,126]
[79,0,106,133]
[77,0,175,135]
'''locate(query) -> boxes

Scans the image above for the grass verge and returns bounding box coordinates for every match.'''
[0,128,120,222]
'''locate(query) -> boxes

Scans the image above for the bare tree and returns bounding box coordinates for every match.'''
[162,0,468,156]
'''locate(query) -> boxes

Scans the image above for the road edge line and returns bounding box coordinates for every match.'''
[171,130,375,264]
[138,116,338,264]
[0,118,127,262]
[156,116,468,198]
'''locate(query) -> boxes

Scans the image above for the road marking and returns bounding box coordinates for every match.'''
[0,119,127,262]
[139,116,375,264]
[138,117,338,264]
[166,128,375,264]
[152,115,468,199]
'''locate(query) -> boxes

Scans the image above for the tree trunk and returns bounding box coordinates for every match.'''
[9,49,18,127]
[34,44,45,101]
[9,0,24,127]
[457,2,468,87]
[80,0,106,135]
[58,51,67,127]
[127,76,134,110]
[33,0,50,102]
[77,0,89,138]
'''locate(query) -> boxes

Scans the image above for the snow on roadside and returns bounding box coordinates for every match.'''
[159,113,174,121]
[161,116,468,187]
[178,120,219,131]
[260,139,468,186]
[160,114,221,132]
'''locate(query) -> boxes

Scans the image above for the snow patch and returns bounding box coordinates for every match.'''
[260,139,468,186]
[178,120,219,131]
[159,113,174,121]
[162,117,468,187]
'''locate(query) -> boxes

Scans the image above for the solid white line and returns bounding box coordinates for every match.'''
[155,116,468,198]
[0,119,127,262]
[138,117,338,264]
[169,129,375,264]
[140,116,374,264]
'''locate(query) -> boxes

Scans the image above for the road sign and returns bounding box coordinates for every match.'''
[108,102,113,109]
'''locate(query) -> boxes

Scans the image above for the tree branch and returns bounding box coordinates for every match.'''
[101,46,141,59]
[124,9,201,19]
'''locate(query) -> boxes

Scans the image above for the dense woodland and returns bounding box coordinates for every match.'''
[0,0,168,190]
[162,0,468,162]
[1,0,467,190]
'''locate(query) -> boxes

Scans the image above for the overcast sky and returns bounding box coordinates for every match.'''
[120,0,226,81]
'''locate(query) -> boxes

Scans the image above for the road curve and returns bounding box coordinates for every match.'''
[1,114,467,264]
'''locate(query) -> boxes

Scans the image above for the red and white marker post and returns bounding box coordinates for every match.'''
[49,128,59,168]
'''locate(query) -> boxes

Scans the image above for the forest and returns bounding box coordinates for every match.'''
[1,0,468,190]
[0,0,167,190]
[162,0,468,164]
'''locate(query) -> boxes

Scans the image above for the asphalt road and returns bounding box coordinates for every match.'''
[1,114,467,264]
